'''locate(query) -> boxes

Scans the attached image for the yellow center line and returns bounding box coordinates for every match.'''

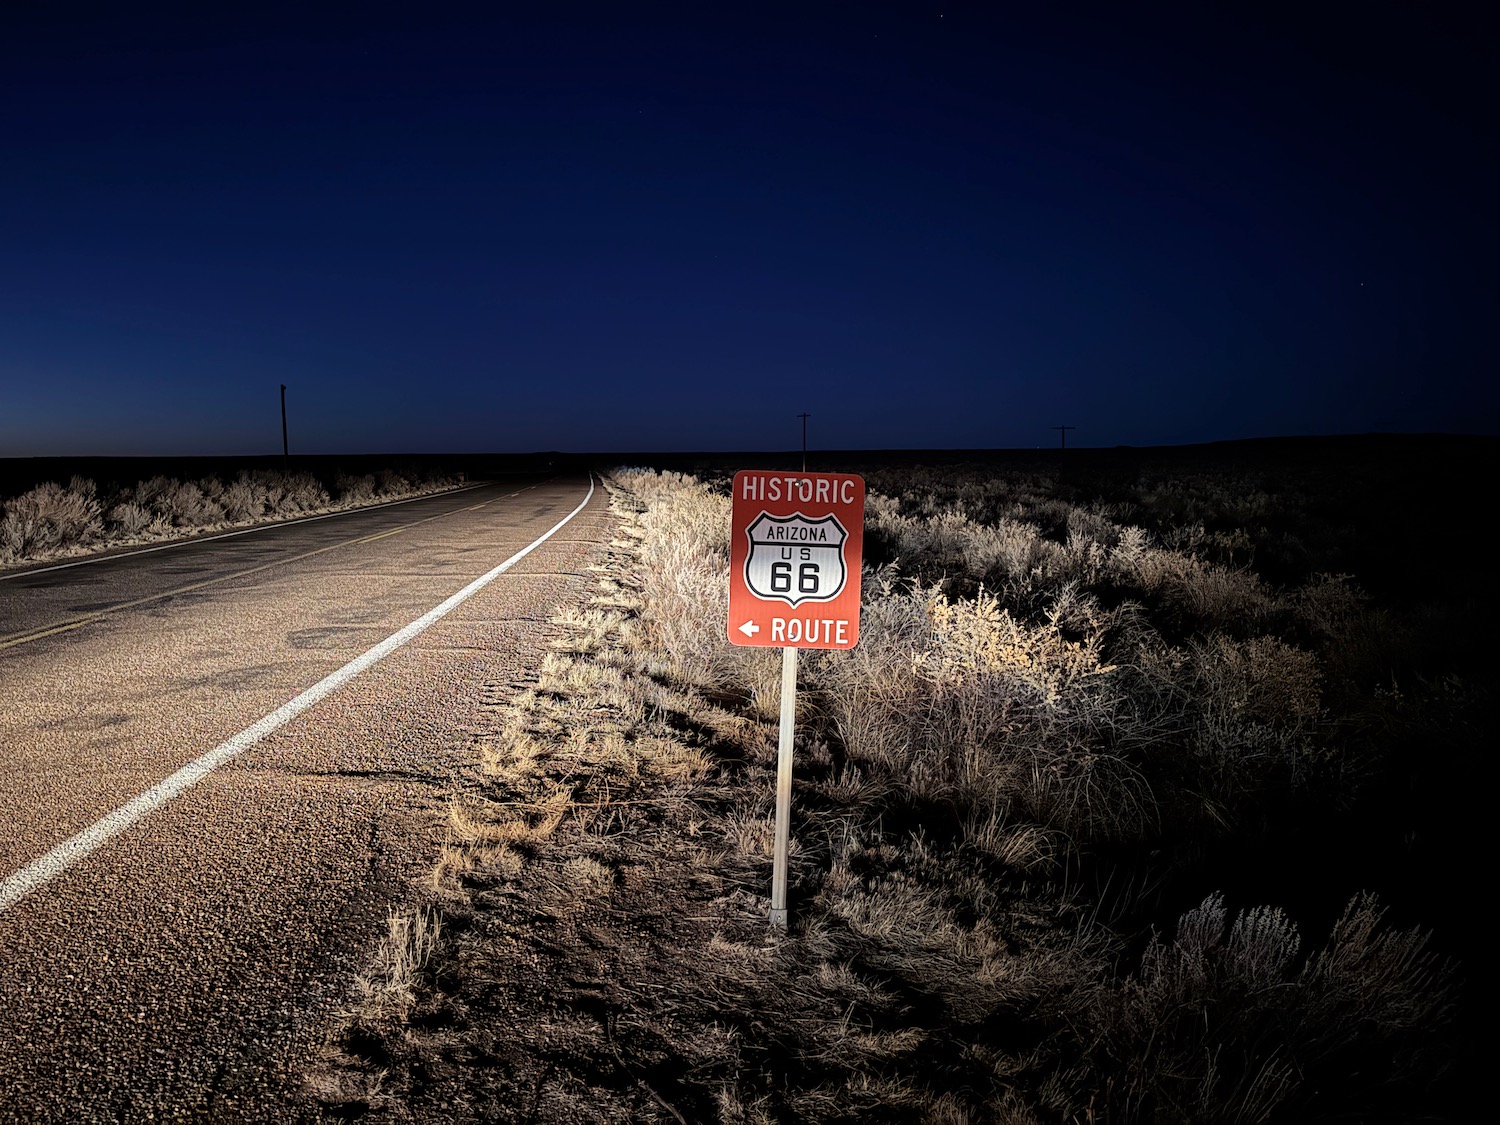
[0,490,501,652]
[358,527,410,544]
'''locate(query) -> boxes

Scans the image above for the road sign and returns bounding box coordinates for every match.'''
[728,470,864,649]
[728,469,865,927]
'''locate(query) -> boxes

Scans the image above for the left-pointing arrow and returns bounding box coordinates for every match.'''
[738,620,761,637]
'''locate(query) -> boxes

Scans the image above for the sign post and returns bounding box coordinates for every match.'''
[728,470,864,928]
[771,643,798,928]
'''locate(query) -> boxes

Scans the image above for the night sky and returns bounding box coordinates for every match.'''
[3,4,1494,456]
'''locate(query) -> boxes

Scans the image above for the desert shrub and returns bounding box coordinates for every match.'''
[1191,635,1322,726]
[1110,536,1280,633]
[1296,572,1367,641]
[1132,474,1292,535]
[376,468,408,497]
[278,472,329,513]
[1083,629,1333,834]
[1289,570,1414,701]
[68,475,100,510]
[818,584,1157,844]
[0,478,104,560]
[254,472,287,513]
[107,501,154,536]
[1087,891,1454,1120]
[1066,504,1122,550]
[1161,519,1257,567]
[814,859,1103,1027]
[2,509,46,559]
[131,475,173,508]
[1185,635,1325,794]
[865,503,1071,596]
[0,465,462,568]
[220,475,266,521]
[336,473,377,504]
[152,479,223,527]
[862,487,1243,615]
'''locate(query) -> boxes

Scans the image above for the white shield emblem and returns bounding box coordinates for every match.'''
[744,512,848,607]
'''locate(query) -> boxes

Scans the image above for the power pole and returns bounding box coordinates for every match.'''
[1052,424,1074,450]
[797,412,811,471]
[281,384,289,466]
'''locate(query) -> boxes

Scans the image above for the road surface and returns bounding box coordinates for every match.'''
[0,474,610,1120]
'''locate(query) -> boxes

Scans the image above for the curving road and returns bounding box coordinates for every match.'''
[0,473,610,1121]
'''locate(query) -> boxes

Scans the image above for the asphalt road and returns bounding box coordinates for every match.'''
[0,474,611,1121]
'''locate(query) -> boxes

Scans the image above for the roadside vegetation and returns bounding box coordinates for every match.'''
[0,467,463,568]
[316,453,1480,1122]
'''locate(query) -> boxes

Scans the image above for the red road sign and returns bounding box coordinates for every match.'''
[728,470,864,649]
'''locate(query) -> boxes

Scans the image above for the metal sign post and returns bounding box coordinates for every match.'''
[770,644,798,927]
[728,470,864,929]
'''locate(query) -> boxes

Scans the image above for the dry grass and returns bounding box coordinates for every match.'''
[351,907,443,1027]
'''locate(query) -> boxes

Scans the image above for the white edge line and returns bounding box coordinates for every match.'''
[0,481,498,583]
[0,473,596,914]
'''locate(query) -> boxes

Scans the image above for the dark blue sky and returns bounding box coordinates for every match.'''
[2,3,1494,455]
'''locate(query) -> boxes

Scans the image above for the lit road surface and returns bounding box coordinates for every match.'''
[0,474,608,1120]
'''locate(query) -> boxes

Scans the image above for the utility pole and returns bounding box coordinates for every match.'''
[281,384,289,466]
[797,412,811,471]
[1052,424,1074,450]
